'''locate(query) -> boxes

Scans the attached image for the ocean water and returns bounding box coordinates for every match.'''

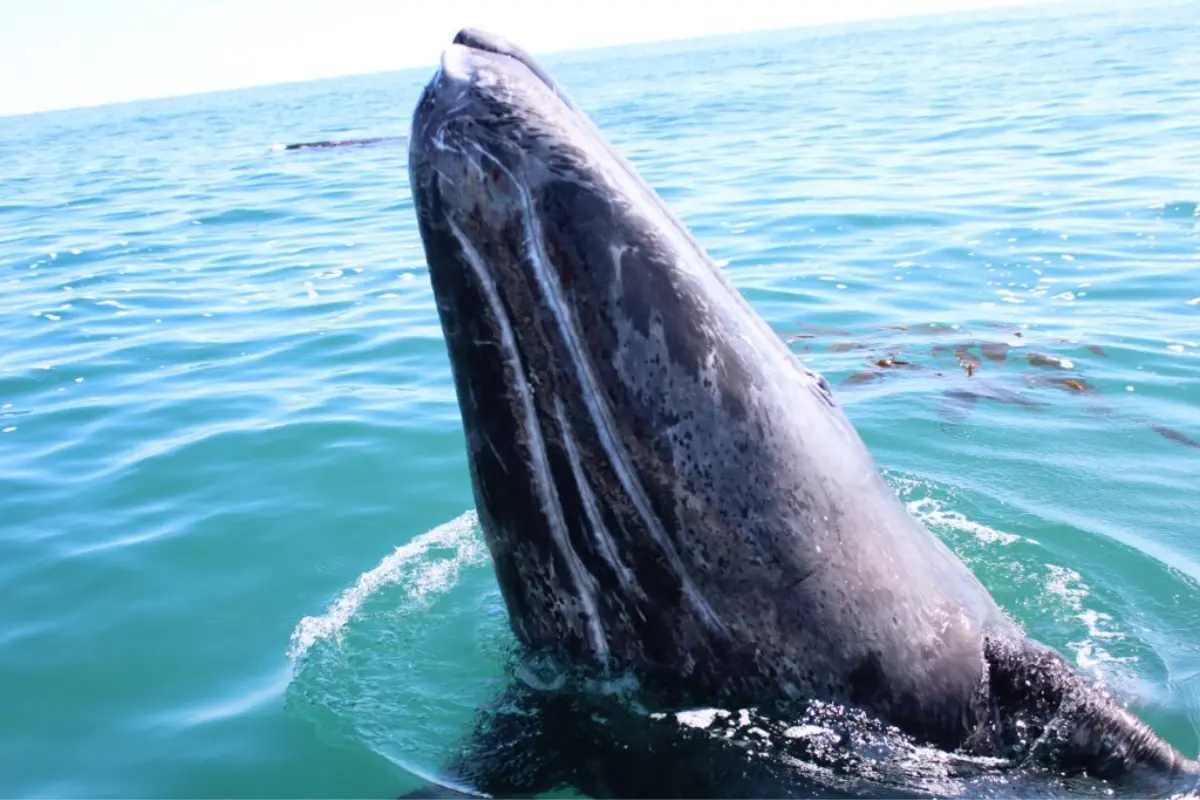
[2,0,1199,796]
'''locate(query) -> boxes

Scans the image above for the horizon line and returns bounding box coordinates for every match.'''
[1,0,1068,122]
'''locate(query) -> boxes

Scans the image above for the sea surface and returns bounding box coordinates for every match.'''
[2,0,1199,796]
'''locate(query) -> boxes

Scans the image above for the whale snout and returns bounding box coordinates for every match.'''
[452,28,519,54]
[413,28,572,150]
[410,31,561,168]
[410,44,495,143]
[451,28,564,96]
[436,42,500,89]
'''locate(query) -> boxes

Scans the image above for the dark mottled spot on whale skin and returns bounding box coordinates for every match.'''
[535,180,610,293]
[849,650,892,708]
[618,246,716,377]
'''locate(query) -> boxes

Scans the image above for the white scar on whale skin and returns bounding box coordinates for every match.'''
[469,146,723,634]
[553,396,644,600]
[446,215,609,664]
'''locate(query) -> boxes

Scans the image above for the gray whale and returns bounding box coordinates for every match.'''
[404,26,1199,799]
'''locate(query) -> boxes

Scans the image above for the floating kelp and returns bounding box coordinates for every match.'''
[1026,353,1076,369]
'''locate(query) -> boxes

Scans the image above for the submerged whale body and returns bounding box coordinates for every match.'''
[274,135,404,151]
[403,26,1199,799]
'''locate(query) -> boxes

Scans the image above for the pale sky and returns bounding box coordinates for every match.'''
[0,0,1059,118]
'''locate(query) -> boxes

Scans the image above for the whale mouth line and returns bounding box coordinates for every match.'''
[411,34,728,648]
[449,128,725,649]
[443,207,612,665]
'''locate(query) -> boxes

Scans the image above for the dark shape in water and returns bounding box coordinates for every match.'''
[981,342,1010,362]
[842,371,883,386]
[940,386,1045,422]
[1026,352,1074,369]
[1151,425,1200,449]
[940,389,980,422]
[278,135,406,151]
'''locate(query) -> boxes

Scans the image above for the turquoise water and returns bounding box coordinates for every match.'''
[3,0,1200,796]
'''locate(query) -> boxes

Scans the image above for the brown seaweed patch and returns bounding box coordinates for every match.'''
[871,355,919,370]
[1026,353,1076,369]
[954,347,981,377]
[1032,376,1093,393]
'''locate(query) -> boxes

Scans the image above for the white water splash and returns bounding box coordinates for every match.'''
[675,708,731,729]
[905,496,1022,546]
[1043,564,1132,676]
[287,510,485,661]
[784,723,837,740]
[658,701,1008,797]
[884,473,1020,549]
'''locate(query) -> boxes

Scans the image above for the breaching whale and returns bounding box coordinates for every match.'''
[404,26,1199,799]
